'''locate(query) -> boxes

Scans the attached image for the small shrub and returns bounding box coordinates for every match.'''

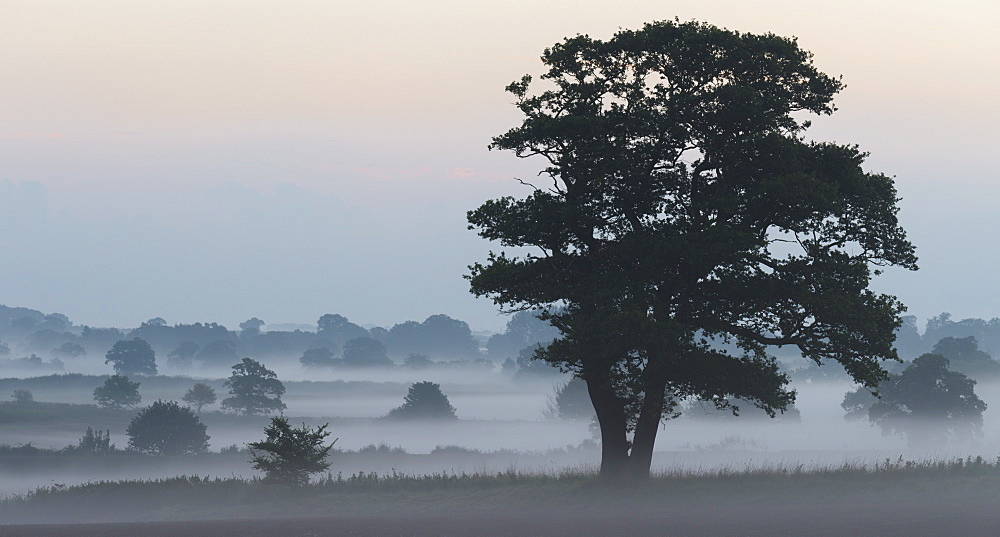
[64,427,115,454]
[356,443,407,455]
[182,383,216,414]
[249,417,335,486]
[384,381,457,420]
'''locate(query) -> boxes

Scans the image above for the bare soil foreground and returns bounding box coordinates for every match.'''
[4,466,1000,536]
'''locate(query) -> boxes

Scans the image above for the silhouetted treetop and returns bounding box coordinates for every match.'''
[468,19,916,481]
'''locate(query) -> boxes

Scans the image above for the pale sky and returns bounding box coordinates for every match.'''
[0,0,997,332]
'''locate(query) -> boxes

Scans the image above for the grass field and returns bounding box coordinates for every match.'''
[4,456,1000,526]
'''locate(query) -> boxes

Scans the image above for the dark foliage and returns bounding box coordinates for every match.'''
[249,417,335,486]
[547,378,595,420]
[342,337,393,367]
[93,375,141,409]
[844,353,987,447]
[221,358,286,415]
[63,427,116,454]
[182,383,217,414]
[385,381,458,420]
[127,400,209,454]
[299,347,339,368]
[105,338,157,376]
[167,341,200,369]
[384,315,480,359]
[467,20,916,480]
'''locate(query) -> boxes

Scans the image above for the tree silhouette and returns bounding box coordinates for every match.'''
[93,375,141,409]
[468,20,916,480]
[342,337,392,367]
[847,353,987,447]
[127,400,209,454]
[182,383,217,414]
[221,358,286,415]
[249,417,335,486]
[385,381,457,420]
[105,338,157,376]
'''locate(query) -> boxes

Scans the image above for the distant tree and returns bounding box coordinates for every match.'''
[11,388,33,404]
[249,417,335,486]
[403,353,434,369]
[342,337,393,367]
[105,338,157,376]
[385,381,458,420]
[39,313,71,332]
[182,383,217,414]
[93,375,142,409]
[10,316,38,332]
[0,341,9,356]
[931,336,1000,377]
[317,314,369,347]
[299,347,339,368]
[221,358,286,415]
[127,400,209,454]
[546,379,594,420]
[844,353,987,447]
[841,386,877,421]
[894,315,924,359]
[513,344,561,378]
[168,341,201,369]
[368,326,390,342]
[81,326,125,350]
[933,336,992,362]
[53,342,86,358]
[144,317,168,327]
[386,315,480,359]
[486,310,560,361]
[197,340,240,368]
[240,318,265,337]
[66,427,115,454]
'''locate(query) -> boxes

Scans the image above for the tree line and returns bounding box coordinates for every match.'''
[0,307,559,373]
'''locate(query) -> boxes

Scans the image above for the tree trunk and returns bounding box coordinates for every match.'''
[626,378,667,481]
[585,375,629,481]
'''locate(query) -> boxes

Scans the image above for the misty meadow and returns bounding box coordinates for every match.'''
[3,5,999,537]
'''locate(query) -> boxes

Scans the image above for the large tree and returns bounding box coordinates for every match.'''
[467,20,917,480]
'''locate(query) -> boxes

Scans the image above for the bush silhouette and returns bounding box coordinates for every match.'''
[93,375,141,409]
[249,417,335,486]
[127,400,209,454]
[385,381,457,420]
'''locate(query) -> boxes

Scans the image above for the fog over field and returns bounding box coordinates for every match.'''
[2,1,999,534]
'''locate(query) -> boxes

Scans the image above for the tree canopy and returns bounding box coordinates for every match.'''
[385,381,458,420]
[221,358,286,415]
[342,337,392,367]
[844,353,987,447]
[249,417,335,486]
[93,374,141,409]
[182,382,217,414]
[127,400,210,454]
[467,20,916,480]
[105,338,157,376]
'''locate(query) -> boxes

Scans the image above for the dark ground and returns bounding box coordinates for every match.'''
[3,480,1000,537]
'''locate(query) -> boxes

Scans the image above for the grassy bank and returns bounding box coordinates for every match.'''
[5,456,1000,525]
